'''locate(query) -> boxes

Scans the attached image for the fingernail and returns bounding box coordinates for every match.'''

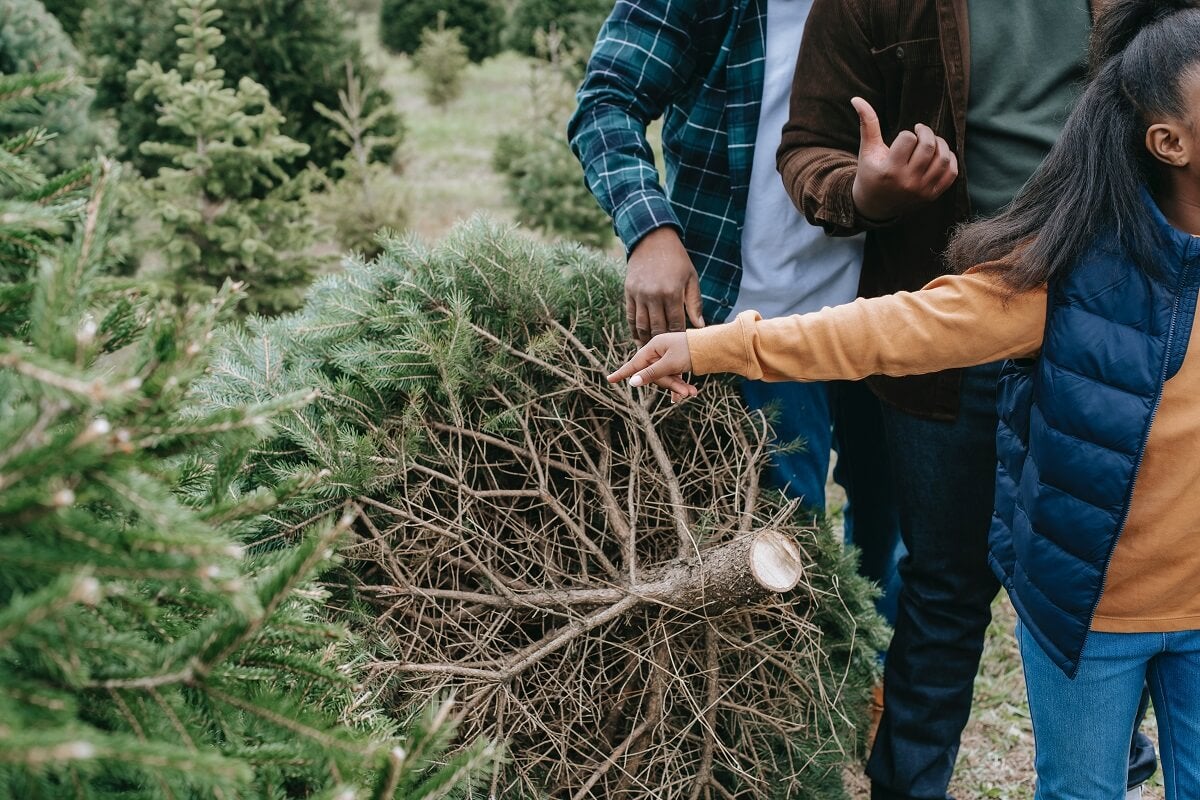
[629,375,643,387]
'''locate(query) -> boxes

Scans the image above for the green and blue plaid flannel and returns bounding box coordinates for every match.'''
[568,0,764,324]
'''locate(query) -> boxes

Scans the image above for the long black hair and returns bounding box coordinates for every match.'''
[947,0,1200,290]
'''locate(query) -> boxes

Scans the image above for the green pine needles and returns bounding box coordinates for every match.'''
[0,154,495,799]
[412,16,470,110]
[128,0,319,316]
[197,218,885,799]
[0,69,94,336]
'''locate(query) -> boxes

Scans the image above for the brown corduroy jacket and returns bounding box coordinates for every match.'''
[777,0,975,421]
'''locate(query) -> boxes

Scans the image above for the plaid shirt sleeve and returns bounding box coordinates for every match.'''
[567,0,712,255]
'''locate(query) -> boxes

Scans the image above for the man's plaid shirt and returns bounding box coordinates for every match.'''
[568,0,765,324]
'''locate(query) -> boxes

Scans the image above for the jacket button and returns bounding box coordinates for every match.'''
[896,46,905,60]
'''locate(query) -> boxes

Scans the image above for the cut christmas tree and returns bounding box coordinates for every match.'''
[199,219,887,800]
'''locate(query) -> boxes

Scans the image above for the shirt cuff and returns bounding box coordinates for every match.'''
[827,169,899,232]
[686,313,759,378]
[613,188,683,256]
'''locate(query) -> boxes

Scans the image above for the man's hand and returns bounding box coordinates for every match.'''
[850,97,959,222]
[625,227,705,346]
[607,331,698,403]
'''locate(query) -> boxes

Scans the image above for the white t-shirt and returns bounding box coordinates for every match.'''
[732,0,865,320]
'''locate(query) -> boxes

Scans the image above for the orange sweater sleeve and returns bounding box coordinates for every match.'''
[686,270,1048,382]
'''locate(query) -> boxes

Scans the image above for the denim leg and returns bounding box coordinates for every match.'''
[1128,687,1158,789]
[831,379,904,626]
[739,379,833,512]
[1147,630,1200,800]
[867,363,1002,800]
[1020,624,1153,800]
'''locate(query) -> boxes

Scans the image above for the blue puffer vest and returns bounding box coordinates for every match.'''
[991,190,1200,677]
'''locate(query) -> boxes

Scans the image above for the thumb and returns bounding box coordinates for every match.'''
[684,273,705,328]
[851,96,885,155]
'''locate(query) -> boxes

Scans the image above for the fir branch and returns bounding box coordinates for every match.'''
[0,574,99,647]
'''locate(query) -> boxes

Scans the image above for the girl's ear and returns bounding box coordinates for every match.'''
[1146,122,1192,168]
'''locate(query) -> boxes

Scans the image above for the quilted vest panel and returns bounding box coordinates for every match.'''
[990,194,1200,677]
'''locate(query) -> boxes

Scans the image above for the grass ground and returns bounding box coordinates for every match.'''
[362,27,1164,800]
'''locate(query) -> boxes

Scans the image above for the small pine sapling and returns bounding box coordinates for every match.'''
[311,62,407,258]
[127,0,320,316]
[411,14,470,110]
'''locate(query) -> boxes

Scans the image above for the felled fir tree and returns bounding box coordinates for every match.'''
[197,219,885,799]
[129,0,319,316]
[0,68,93,335]
[0,159,495,798]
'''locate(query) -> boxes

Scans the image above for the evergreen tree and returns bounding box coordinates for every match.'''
[0,149,496,800]
[505,0,612,61]
[411,16,470,110]
[80,0,401,175]
[378,0,503,64]
[493,32,612,248]
[311,64,407,258]
[196,219,885,799]
[38,0,85,37]
[128,0,319,316]
[0,0,106,172]
[0,69,94,335]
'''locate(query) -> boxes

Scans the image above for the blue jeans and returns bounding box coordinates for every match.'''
[1019,622,1199,800]
[740,379,903,625]
[868,363,1004,800]
[867,363,1155,799]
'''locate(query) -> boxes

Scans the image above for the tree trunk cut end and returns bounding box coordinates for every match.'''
[748,530,805,593]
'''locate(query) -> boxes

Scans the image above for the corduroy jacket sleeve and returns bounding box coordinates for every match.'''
[776,0,884,237]
[567,0,715,255]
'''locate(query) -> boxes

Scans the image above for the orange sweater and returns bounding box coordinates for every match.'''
[687,270,1200,632]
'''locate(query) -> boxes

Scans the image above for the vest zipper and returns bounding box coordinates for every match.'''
[1076,244,1198,673]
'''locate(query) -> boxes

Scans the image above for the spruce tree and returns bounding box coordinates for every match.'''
[128,0,319,316]
[411,16,470,110]
[311,64,407,258]
[196,219,886,799]
[38,0,85,37]
[0,69,93,335]
[378,0,503,64]
[505,0,613,61]
[81,0,400,175]
[0,153,496,800]
[493,32,612,248]
[0,0,106,172]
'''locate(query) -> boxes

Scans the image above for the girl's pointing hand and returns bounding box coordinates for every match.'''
[607,332,699,402]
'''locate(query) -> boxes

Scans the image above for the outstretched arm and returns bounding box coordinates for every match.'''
[608,269,1047,392]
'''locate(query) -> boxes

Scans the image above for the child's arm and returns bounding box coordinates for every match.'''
[608,268,1047,392]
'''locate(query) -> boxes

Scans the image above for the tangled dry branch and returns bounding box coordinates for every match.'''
[204,223,883,800]
[339,323,871,800]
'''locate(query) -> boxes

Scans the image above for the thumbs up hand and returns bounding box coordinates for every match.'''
[849,96,959,222]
